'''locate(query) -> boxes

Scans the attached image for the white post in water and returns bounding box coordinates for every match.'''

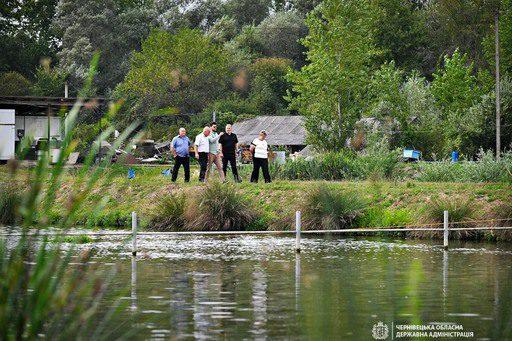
[295,210,301,253]
[132,211,138,255]
[443,210,449,250]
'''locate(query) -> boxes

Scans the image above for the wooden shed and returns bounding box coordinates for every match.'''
[232,115,307,153]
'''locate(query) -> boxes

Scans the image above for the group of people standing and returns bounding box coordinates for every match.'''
[170,122,271,184]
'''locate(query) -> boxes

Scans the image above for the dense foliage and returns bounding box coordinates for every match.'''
[273,150,512,182]
[2,0,512,157]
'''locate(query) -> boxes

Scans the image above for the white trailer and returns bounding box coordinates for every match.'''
[15,115,62,141]
[0,109,15,161]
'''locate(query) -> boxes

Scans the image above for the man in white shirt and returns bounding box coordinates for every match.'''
[194,126,211,182]
[250,130,271,183]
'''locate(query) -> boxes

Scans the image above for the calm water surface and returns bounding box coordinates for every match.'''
[9,232,512,339]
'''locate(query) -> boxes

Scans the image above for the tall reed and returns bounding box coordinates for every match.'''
[0,54,141,339]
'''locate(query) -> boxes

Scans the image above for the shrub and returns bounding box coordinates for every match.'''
[0,71,31,95]
[148,193,187,231]
[302,185,367,230]
[276,149,401,181]
[415,150,512,183]
[349,149,401,179]
[488,201,512,242]
[411,196,477,240]
[186,181,259,230]
[0,183,22,225]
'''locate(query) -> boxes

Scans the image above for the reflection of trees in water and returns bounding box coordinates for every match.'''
[251,266,268,339]
[119,242,512,339]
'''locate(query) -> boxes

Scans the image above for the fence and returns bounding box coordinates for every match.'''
[2,211,512,255]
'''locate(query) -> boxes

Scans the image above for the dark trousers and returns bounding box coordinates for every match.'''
[251,157,271,183]
[198,152,208,182]
[222,154,239,179]
[172,156,190,182]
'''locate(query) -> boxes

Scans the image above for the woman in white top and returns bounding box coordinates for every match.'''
[250,130,271,183]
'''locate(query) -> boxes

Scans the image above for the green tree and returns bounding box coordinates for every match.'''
[432,50,483,116]
[249,57,292,115]
[227,25,265,60]
[207,15,238,43]
[368,61,405,122]
[464,75,512,153]
[0,71,31,95]
[30,63,67,97]
[483,0,512,77]
[54,0,156,95]
[255,11,308,66]
[424,0,496,72]
[364,61,406,148]
[224,0,271,29]
[290,0,322,16]
[114,29,234,131]
[0,0,59,78]
[401,73,444,157]
[157,0,224,31]
[432,50,485,155]
[373,0,427,72]
[287,0,379,150]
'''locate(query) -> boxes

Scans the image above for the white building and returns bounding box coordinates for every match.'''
[0,96,105,162]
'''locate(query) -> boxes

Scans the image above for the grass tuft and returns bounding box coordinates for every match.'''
[302,185,367,230]
[0,183,22,225]
[148,192,187,231]
[411,196,477,240]
[186,181,259,231]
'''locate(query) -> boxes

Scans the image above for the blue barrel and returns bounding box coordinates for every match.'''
[451,151,459,163]
[128,168,136,179]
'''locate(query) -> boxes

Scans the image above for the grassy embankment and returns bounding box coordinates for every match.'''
[1,164,511,240]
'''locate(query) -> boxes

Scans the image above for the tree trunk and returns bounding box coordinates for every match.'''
[337,95,343,144]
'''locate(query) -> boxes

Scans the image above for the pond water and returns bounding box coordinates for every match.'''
[6,233,512,339]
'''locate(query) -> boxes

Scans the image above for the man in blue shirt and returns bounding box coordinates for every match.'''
[171,127,192,182]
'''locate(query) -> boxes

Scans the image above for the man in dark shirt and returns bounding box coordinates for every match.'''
[219,124,241,182]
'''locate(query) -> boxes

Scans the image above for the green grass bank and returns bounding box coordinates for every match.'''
[1,164,512,241]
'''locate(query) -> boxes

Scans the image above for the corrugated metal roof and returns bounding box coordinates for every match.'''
[232,115,306,146]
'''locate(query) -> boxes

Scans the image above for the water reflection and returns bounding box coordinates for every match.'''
[251,266,268,339]
[13,234,511,339]
[295,253,300,312]
[443,250,448,319]
[131,255,137,312]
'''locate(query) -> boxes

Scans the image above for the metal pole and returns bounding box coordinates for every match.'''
[495,11,501,160]
[295,210,301,253]
[132,211,138,255]
[443,210,449,250]
[47,105,52,163]
[442,250,448,317]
